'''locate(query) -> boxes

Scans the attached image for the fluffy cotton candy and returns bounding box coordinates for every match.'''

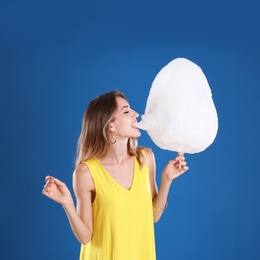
[136,58,218,154]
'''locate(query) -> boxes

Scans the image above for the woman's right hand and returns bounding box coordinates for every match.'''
[42,176,73,206]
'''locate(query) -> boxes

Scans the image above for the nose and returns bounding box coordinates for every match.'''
[132,110,139,118]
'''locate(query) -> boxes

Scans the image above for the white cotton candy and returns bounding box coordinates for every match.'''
[136,58,218,154]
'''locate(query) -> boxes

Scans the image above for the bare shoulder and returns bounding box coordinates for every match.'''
[74,163,90,176]
[142,147,155,162]
[73,163,95,192]
[142,148,157,192]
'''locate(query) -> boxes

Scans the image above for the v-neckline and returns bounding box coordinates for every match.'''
[97,157,136,191]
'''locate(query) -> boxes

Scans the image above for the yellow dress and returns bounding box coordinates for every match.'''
[79,155,156,260]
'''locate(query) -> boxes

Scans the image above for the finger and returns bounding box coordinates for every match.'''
[177,155,185,161]
[46,176,63,187]
[42,187,49,196]
[45,176,53,181]
[45,179,54,186]
[52,177,63,186]
[43,182,56,194]
[45,176,59,184]
[177,156,184,169]
[44,181,53,188]
[178,163,188,172]
[178,160,182,170]
[169,158,178,163]
[178,152,184,157]
[181,166,189,172]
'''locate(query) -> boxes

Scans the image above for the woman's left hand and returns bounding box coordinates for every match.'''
[162,152,189,182]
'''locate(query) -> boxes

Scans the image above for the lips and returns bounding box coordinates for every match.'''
[131,122,139,128]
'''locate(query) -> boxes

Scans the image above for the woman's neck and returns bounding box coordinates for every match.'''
[101,143,131,165]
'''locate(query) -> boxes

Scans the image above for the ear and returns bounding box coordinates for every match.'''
[108,123,115,131]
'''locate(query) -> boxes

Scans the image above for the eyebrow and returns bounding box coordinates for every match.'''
[121,105,129,111]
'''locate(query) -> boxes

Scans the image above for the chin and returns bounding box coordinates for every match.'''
[134,132,141,138]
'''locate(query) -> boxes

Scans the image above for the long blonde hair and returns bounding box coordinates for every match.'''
[75,90,146,167]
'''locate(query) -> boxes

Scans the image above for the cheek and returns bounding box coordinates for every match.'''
[113,120,126,132]
[115,122,131,136]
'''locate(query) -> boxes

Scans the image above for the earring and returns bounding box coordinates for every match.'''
[109,131,118,145]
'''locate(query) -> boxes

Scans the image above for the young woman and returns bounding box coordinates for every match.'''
[42,90,188,259]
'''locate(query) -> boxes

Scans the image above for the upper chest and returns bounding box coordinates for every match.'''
[101,157,135,190]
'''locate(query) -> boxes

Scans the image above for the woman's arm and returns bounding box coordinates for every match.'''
[145,149,188,222]
[42,163,94,244]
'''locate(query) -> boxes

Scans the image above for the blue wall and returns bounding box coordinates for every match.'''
[1,0,259,259]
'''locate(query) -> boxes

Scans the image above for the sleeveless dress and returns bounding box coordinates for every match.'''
[79,155,156,260]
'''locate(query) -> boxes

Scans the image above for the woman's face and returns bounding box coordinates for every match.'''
[111,97,141,139]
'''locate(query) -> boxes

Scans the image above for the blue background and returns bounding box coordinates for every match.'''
[1,0,259,259]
